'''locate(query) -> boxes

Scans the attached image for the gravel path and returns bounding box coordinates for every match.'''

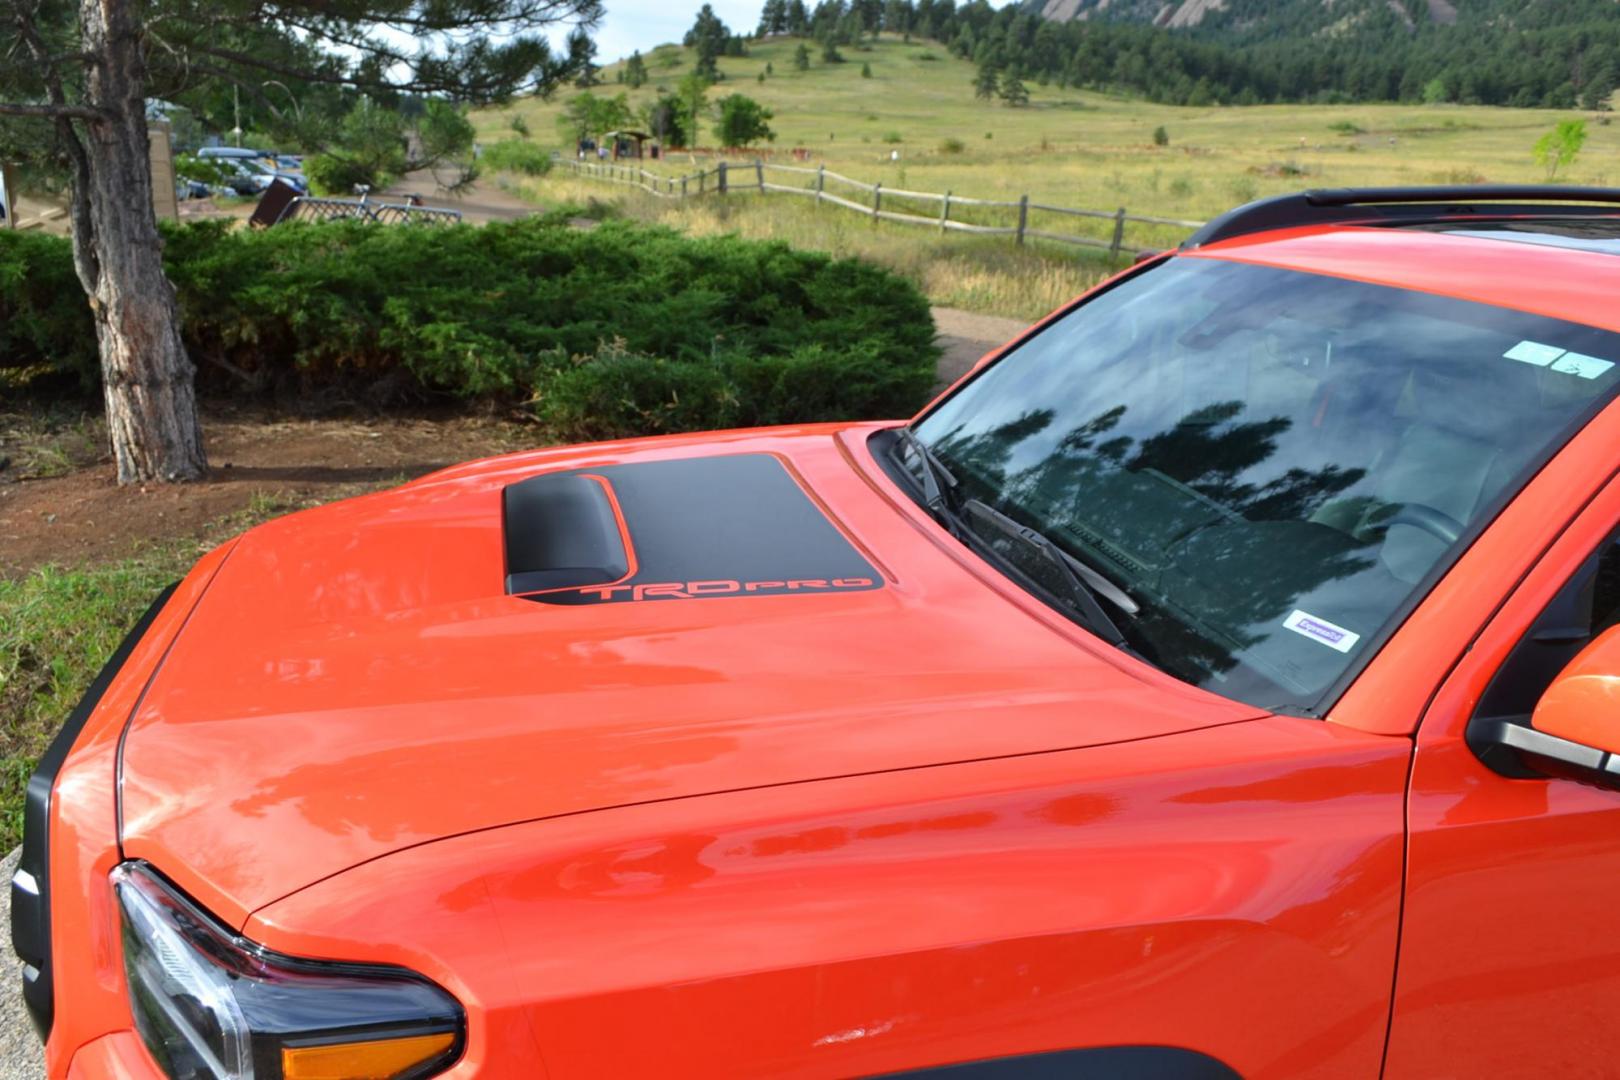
[931,307,1030,387]
[0,849,43,1080]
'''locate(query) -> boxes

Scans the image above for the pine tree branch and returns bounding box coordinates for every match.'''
[0,100,106,121]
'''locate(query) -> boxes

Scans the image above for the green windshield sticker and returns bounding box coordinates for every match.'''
[1504,340,1566,366]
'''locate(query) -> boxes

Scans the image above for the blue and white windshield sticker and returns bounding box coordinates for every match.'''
[1504,340,1616,380]
[1283,609,1360,653]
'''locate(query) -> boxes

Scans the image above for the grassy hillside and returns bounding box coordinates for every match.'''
[474,35,1617,316]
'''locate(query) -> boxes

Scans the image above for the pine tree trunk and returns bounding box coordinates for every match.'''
[76,0,207,484]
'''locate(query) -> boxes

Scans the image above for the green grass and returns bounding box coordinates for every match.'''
[480,34,1619,317]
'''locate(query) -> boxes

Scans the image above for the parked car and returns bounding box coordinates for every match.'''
[21,187,1620,1080]
[219,159,305,196]
[196,146,275,167]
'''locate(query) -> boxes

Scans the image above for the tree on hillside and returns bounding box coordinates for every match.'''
[758,0,790,35]
[1533,119,1587,180]
[625,51,650,89]
[676,71,711,146]
[786,0,811,33]
[716,93,776,147]
[998,66,1030,106]
[794,43,813,71]
[686,4,731,79]
[820,35,845,63]
[861,61,873,77]
[1582,63,1616,110]
[973,60,1001,101]
[0,0,598,485]
[573,29,602,86]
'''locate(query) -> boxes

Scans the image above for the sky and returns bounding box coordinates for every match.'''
[587,0,775,63]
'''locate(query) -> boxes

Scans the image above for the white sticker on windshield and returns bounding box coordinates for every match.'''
[1282,609,1361,653]
[1504,340,1565,367]
[1549,352,1615,380]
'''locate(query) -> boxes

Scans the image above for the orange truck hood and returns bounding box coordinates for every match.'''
[118,424,1261,927]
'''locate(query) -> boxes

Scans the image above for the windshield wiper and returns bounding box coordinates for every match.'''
[894,427,966,539]
[960,498,1138,648]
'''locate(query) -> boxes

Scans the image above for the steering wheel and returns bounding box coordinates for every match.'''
[1388,503,1465,545]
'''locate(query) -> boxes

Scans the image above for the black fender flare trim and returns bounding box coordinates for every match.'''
[870,1045,1243,1079]
[11,583,177,1040]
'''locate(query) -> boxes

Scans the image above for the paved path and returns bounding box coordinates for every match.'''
[931,307,1030,387]
[381,170,539,225]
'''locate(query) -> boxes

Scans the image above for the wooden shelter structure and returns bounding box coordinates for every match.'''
[603,130,657,161]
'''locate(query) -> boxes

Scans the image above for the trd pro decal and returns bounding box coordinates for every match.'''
[502,454,883,606]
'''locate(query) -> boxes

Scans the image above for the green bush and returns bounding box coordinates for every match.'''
[0,216,939,437]
[303,152,388,196]
[0,229,96,382]
[479,139,554,176]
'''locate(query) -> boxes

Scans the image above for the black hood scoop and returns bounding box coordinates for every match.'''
[502,454,883,604]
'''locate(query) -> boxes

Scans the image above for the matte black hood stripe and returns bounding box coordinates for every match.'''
[503,454,882,605]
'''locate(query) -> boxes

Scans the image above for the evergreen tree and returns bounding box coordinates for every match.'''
[685,4,730,81]
[794,43,812,70]
[998,65,1029,106]
[786,0,811,33]
[821,34,845,63]
[861,61,873,77]
[1582,63,1616,110]
[757,0,789,35]
[973,58,1000,100]
[625,50,649,89]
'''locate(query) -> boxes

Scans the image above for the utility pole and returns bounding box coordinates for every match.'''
[232,85,242,147]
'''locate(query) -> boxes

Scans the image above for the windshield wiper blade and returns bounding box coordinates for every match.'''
[961,498,1137,648]
[894,427,966,539]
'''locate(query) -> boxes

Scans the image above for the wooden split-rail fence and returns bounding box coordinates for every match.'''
[558,156,1206,258]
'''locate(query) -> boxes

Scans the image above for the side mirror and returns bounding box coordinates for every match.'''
[1477,625,1620,786]
[1532,624,1620,755]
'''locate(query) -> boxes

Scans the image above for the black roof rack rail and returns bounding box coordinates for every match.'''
[1183,185,1620,250]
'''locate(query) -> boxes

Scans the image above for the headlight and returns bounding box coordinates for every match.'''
[111,862,463,1080]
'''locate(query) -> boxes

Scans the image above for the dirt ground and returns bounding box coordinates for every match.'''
[0,409,540,578]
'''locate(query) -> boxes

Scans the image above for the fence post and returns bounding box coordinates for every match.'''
[1110,206,1127,258]
[682,175,688,198]
[940,190,950,233]
[718,161,728,195]
[756,160,764,190]
[872,181,882,220]
[816,164,825,201]
[699,169,706,195]
[1016,194,1029,246]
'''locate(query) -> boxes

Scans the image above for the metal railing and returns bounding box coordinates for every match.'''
[558,157,1205,257]
[275,192,462,226]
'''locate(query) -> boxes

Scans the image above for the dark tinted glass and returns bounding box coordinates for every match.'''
[913,259,1620,710]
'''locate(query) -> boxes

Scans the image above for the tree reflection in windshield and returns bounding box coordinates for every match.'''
[910,258,1620,710]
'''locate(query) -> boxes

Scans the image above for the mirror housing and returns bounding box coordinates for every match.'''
[1471,625,1620,786]
[1532,624,1620,754]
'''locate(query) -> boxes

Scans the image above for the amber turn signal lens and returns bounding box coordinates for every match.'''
[281,1032,456,1079]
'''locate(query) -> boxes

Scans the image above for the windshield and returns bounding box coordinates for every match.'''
[907,257,1620,711]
